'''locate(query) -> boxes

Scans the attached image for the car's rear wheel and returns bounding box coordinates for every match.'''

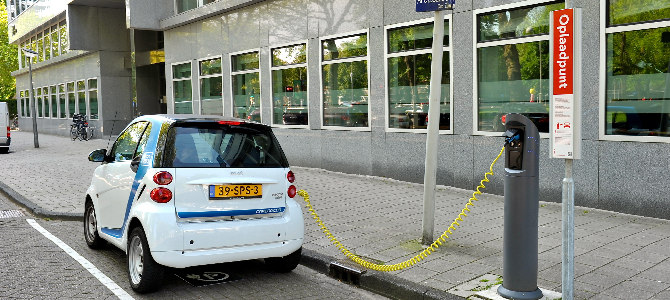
[84,201,107,249]
[127,227,164,293]
[264,247,302,273]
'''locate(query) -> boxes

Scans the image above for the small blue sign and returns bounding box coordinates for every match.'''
[416,0,455,12]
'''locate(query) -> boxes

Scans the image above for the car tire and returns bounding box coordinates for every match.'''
[84,201,107,249]
[127,227,164,293]
[264,247,302,273]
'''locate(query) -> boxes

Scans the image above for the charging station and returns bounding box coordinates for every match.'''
[497,113,543,300]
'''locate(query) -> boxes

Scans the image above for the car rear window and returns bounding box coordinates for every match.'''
[162,123,288,168]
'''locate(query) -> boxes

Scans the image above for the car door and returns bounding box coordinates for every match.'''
[96,121,150,229]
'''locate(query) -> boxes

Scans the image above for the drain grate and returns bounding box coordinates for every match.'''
[0,210,25,219]
[329,259,367,286]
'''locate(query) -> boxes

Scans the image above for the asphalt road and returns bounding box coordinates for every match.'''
[0,193,388,300]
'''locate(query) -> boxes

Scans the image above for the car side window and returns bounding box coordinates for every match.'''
[134,123,153,159]
[110,122,149,162]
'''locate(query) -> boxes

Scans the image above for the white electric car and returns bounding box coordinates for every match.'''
[84,115,304,293]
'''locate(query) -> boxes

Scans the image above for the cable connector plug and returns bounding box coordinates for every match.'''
[502,128,521,145]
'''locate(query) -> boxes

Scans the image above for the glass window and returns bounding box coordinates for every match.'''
[89,79,98,120]
[163,123,288,168]
[26,90,30,117]
[67,82,75,118]
[176,0,198,14]
[322,34,369,127]
[199,58,223,116]
[173,62,192,114]
[272,44,306,66]
[78,91,86,115]
[232,72,260,121]
[37,33,43,62]
[476,3,559,133]
[605,24,670,136]
[231,52,261,121]
[59,20,68,55]
[51,87,57,119]
[111,122,149,162]
[322,34,368,60]
[271,44,308,125]
[478,2,564,42]
[44,29,51,60]
[30,36,36,64]
[20,91,24,117]
[388,22,449,53]
[231,52,259,72]
[59,84,66,119]
[608,0,670,26]
[51,25,59,57]
[43,87,50,118]
[388,21,451,130]
[37,95,42,118]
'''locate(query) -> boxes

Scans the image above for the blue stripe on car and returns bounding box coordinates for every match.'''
[178,207,285,218]
[101,118,161,239]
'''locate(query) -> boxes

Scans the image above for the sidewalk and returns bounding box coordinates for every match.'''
[2,131,670,300]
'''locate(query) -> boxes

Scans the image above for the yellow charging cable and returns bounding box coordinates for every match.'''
[297,145,505,272]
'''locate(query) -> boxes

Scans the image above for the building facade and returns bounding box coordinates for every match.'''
[9,0,670,219]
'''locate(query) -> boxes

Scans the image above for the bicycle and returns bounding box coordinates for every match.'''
[10,114,18,130]
[70,114,93,141]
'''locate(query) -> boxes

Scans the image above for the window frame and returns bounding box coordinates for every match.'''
[171,60,194,114]
[384,16,453,134]
[229,49,262,121]
[599,0,670,142]
[197,55,224,116]
[269,40,309,129]
[319,29,371,131]
[472,0,559,138]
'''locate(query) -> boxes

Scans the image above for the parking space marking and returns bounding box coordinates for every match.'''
[26,219,135,300]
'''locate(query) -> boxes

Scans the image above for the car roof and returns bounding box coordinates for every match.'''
[132,114,270,129]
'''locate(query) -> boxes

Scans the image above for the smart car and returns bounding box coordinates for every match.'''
[84,114,304,293]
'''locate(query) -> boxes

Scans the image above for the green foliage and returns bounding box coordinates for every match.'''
[609,0,670,26]
[0,2,18,102]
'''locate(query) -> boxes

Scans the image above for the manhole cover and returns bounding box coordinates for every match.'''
[0,210,24,218]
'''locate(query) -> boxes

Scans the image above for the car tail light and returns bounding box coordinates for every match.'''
[501,114,507,125]
[538,117,549,123]
[287,171,295,183]
[218,120,242,125]
[287,185,296,198]
[6,127,9,138]
[153,171,173,185]
[150,188,172,203]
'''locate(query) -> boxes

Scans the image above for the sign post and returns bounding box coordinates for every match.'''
[417,0,453,246]
[550,7,581,300]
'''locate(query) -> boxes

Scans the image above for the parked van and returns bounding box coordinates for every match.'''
[0,102,9,153]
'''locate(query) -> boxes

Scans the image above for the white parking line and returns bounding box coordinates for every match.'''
[26,219,135,300]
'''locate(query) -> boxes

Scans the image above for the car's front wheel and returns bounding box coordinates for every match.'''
[264,247,302,273]
[127,227,164,293]
[84,201,106,249]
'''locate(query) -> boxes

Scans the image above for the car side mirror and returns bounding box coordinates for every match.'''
[130,155,141,173]
[88,149,107,162]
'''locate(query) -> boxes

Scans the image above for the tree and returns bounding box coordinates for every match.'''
[0,1,17,115]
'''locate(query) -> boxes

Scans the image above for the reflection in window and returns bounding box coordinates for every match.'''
[200,58,223,115]
[606,27,670,136]
[89,79,98,120]
[322,34,369,127]
[59,84,66,119]
[173,62,193,114]
[478,2,563,42]
[59,20,68,55]
[44,29,51,61]
[232,52,260,122]
[36,88,42,118]
[608,0,670,26]
[388,21,451,130]
[478,41,550,132]
[19,91,24,117]
[50,86,57,118]
[272,44,308,125]
[323,35,367,61]
[67,83,75,118]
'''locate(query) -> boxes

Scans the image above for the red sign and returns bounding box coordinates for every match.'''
[552,9,573,96]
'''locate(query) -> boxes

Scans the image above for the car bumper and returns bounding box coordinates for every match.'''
[152,238,303,268]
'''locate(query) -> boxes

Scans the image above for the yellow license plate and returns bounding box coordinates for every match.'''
[209,184,262,198]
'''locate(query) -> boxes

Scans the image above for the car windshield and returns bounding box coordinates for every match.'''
[162,123,288,168]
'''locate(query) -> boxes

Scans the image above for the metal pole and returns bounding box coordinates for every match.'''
[28,58,39,148]
[562,2,574,300]
[421,10,445,245]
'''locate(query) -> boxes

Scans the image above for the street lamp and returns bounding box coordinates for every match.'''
[22,48,39,148]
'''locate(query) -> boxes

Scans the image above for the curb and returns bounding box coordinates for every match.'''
[0,181,84,221]
[301,248,464,300]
